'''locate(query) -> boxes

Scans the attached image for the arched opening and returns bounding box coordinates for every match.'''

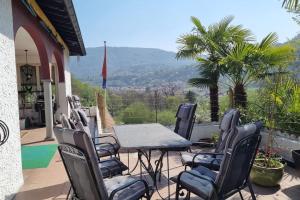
[15,27,44,129]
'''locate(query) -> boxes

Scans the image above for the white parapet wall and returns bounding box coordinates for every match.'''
[169,122,220,142]
[260,130,300,161]
[190,122,220,142]
[0,0,24,199]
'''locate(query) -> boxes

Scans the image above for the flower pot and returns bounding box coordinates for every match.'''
[292,150,300,169]
[19,119,26,130]
[250,159,284,187]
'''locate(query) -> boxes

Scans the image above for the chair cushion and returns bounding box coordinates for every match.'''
[96,143,120,157]
[178,166,217,199]
[99,158,128,178]
[104,176,147,200]
[181,152,223,170]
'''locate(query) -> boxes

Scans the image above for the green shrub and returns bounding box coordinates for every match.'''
[119,102,154,124]
[157,111,176,126]
[165,96,183,112]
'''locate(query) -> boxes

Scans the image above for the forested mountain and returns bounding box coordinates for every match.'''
[70,39,300,89]
[69,47,196,88]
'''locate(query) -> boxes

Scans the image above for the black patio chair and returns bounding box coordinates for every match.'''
[180,109,240,170]
[174,103,198,141]
[70,108,121,158]
[60,114,127,179]
[54,127,151,200]
[175,121,263,200]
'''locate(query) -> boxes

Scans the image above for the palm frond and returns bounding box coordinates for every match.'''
[176,34,206,59]
[282,0,299,10]
[188,78,214,88]
[258,33,278,50]
[191,16,207,34]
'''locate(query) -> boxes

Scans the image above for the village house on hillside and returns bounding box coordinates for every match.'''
[0,0,85,198]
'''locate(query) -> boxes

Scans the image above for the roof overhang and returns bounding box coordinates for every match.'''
[35,0,86,56]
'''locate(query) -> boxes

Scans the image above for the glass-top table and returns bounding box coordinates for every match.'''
[113,123,192,199]
[113,123,192,150]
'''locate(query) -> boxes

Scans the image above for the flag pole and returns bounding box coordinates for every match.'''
[104,41,107,108]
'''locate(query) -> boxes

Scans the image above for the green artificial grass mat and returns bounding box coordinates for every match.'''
[21,144,58,169]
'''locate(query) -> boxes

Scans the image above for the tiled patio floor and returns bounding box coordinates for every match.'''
[15,128,300,200]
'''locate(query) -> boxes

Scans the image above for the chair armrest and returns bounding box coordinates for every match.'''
[108,179,150,200]
[93,135,118,144]
[94,141,118,153]
[95,147,113,158]
[191,142,215,148]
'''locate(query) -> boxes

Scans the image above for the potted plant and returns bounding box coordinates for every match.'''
[250,69,288,187]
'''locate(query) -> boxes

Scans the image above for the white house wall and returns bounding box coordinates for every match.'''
[0,0,24,199]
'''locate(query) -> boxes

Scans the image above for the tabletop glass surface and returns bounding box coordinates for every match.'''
[113,123,192,150]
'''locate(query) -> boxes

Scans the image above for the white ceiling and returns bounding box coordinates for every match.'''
[14,27,57,65]
[15,27,38,57]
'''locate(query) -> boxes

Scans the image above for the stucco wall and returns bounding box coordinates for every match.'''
[0,0,24,199]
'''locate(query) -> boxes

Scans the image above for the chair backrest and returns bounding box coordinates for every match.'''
[70,109,92,136]
[174,103,197,140]
[67,96,75,109]
[72,95,82,109]
[54,127,108,200]
[215,109,240,153]
[215,121,262,196]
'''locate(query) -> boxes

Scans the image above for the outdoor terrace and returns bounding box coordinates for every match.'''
[16,127,300,200]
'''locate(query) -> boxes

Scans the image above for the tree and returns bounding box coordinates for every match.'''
[107,93,123,117]
[185,90,197,103]
[222,33,295,108]
[177,16,252,121]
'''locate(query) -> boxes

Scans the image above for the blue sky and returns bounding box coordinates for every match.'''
[73,0,299,52]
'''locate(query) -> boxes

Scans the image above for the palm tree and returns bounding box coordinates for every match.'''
[222,33,295,108]
[177,16,252,121]
[282,0,299,9]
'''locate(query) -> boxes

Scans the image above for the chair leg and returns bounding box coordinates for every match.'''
[158,161,163,182]
[66,186,71,200]
[248,181,256,200]
[238,190,244,200]
[175,183,180,200]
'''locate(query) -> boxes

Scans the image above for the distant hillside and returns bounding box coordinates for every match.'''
[69,47,196,88]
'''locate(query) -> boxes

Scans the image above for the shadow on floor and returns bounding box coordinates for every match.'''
[281,184,300,199]
[14,182,69,200]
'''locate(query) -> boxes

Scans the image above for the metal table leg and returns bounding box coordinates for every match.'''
[137,149,171,200]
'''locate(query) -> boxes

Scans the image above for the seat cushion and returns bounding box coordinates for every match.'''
[178,166,217,199]
[99,158,128,178]
[181,152,223,170]
[104,176,147,200]
[96,143,120,157]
